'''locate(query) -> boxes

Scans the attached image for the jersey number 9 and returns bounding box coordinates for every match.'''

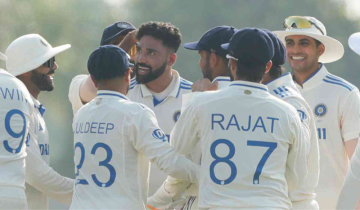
[3,109,27,154]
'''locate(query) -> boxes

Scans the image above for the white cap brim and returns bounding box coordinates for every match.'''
[10,44,71,76]
[349,32,360,56]
[0,52,6,61]
[272,30,344,63]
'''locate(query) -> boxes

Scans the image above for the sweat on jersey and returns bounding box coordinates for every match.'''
[295,64,360,210]
[25,95,74,209]
[0,69,33,202]
[266,73,319,210]
[170,80,309,210]
[68,70,193,197]
[70,90,199,210]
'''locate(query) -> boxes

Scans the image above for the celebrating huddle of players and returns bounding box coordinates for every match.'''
[1,15,360,210]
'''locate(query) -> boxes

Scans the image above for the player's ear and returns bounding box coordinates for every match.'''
[125,68,131,83]
[210,53,218,68]
[265,60,272,74]
[167,52,177,67]
[90,75,98,88]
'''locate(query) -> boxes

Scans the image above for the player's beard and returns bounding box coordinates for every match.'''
[134,61,167,84]
[202,56,213,81]
[31,69,55,91]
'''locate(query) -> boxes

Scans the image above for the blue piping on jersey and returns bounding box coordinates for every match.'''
[323,79,353,91]
[97,93,128,100]
[175,85,192,98]
[303,63,323,84]
[180,79,192,85]
[325,75,353,90]
[213,78,232,82]
[230,84,267,91]
[153,97,165,107]
[263,72,291,85]
[180,82,192,87]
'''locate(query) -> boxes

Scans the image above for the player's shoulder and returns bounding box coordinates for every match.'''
[129,78,140,91]
[266,93,300,116]
[322,73,358,93]
[70,74,88,85]
[176,77,193,96]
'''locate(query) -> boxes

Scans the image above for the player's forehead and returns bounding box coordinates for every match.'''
[285,35,315,43]
[137,35,166,51]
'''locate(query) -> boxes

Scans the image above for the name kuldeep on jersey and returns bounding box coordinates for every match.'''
[74,122,115,134]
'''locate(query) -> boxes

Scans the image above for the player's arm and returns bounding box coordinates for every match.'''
[26,124,74,205]
[285,109,309,198]
[68,74,96,116]
[130,107,199,184]
[147,176,191,209]
[337,143,360,209]
[340,89,360,159]
[118,29,138,53]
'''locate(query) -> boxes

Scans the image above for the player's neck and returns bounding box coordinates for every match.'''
[145,68,173,93]
[23,80,41,99]
[97,78,128,96]
[292,63,321,87]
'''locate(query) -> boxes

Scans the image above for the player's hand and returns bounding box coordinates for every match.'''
[191,78,218,92]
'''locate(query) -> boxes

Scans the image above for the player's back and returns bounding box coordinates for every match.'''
[71,90,155,209]
[192,82,307,209]
[0,69,33,207]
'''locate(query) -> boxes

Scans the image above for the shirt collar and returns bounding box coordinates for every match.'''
[265,72,296,89]
[294,63,328,90]
[31,95,46,117]
[229,80,268,92]
[96,90,129,100]
[139,69,181,98]
[212,76,231,90]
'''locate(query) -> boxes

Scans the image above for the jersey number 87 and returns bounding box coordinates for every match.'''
[210,139,277,185]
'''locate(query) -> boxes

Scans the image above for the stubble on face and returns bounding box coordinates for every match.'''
[31,68,55,91]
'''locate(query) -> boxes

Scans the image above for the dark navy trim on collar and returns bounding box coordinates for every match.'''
[97,93,128,100]
[303,63,323,84]
[230,83,268,91]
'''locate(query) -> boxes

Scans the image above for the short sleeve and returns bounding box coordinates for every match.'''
[68,75,87,116]
[340,89,360,141]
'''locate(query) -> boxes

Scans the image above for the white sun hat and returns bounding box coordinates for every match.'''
[273,16,344,63]
[5,34,71,76]
[349,32,360,56]
[0,52,6,60]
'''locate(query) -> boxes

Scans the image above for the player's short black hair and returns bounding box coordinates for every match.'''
[137,21,182,53]
[235,60,267,83]
[268,65,285,80]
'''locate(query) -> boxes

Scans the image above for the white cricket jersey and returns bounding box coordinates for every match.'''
[0,68,33,201]
[295,64,360,210]
[127,70,192,196]
[70,90,199,210]
[266,73,319,209]
[25,96,74,209]
[171,80,309,210]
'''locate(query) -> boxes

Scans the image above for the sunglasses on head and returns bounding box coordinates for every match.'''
[283,16,325,35]
[44,57,55,70]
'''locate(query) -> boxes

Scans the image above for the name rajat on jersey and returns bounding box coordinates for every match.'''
[75,122,114,134]
[212,114,280,133]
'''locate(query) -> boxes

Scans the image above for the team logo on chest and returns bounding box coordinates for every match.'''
[314,103,327,117]
[173,110,181,123]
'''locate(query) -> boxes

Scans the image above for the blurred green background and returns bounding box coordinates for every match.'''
[1,0,360,209]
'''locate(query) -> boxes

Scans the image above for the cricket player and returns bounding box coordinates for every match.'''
[69,21,136,116]
[70,45,199,209]
[5,34,75,209]
[262,29,320,209]
[147,25,235,210]
[274,16,360,209]
[336,32,360,210]
[170,28,309,209]
[0,52,34,209]
[68,21,192,197]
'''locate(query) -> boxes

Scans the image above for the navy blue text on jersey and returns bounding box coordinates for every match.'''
[0,87,29,104]
[212,114,279,133]
[75,122,114,134]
